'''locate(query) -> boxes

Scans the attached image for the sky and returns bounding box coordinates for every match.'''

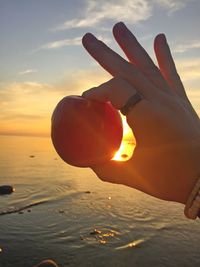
[0,0,199,137]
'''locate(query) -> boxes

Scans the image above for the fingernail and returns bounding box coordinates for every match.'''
[83,33,97,44]
[116,21,126,30]
[82,91,88,98]
[159,33,167,43]
[114,22,126,33]
[114,22,131,37]
[82,88,94,98]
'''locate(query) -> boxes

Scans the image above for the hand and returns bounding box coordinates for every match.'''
[82,22,200,204]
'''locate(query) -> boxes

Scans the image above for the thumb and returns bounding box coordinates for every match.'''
[91,158,144,192]
[91,160,128,184]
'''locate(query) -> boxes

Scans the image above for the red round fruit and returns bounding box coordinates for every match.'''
[51,95,123,167]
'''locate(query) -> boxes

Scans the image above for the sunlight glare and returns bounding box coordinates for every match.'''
[112,115,135,161]
[113,142,125,161]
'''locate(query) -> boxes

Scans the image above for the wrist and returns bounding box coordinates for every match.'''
[178,139,200,204]
[184,177,200,219]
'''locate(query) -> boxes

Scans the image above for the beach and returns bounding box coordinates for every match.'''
[0,135,200,267]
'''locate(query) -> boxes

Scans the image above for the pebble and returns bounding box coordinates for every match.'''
[0,185,15,195]
[85,191,91,194]
[29,155,35,158]
[34,259,59,267]
[90,229,102,235]
[59,209,64,214]
[99,240,106,244]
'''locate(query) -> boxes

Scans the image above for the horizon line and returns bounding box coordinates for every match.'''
[0,132,50,138]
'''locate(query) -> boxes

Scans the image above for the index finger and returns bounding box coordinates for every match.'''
[82,33,161,100]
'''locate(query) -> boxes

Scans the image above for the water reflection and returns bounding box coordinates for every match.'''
[0,135,200,267]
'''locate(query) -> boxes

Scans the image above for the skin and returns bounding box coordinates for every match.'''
[82,22,200,205]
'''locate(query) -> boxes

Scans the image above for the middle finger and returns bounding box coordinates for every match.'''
[113,22,170,93]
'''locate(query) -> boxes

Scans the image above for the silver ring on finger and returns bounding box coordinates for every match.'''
[120,92,143,116]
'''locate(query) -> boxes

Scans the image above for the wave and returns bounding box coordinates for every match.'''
[0,200,47,216]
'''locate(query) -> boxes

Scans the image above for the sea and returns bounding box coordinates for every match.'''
[0,135,199,267]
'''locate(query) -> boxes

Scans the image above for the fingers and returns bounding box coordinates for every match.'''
[82,77,137,109]
[113,22,170,93]
[82,33,161,100]
[154,34,188,98]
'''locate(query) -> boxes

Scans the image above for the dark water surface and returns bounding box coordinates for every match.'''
[0,136,199,267]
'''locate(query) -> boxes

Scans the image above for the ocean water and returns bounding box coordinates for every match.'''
[0,135,199,267]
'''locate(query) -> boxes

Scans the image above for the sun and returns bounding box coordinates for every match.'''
[112,115,135,161]
[113,141,126,160]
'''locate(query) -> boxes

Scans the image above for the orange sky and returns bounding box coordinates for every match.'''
[0,63,199,138]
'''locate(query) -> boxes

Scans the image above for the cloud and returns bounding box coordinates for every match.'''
[0,81,57,136]
[56,68,111,95]
[1,64,199,137]
[36,35,111,51]
[176,58,200,81]
[54,0,152,31]
[0,81,54,116]
[53,0,190,31]
[36,0,190,53]
[0,81,52,101]
[173,40,200,53]
[1,114,43,121]
[0,69,111,136]
[18,69,37,75]
[41,37,82,49]
[154,0,190,14]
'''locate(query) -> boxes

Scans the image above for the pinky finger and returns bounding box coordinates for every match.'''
[154,34,188,99]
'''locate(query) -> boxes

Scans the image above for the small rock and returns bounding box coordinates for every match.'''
[27,209,31,212]
[0,185,15,195]
[18,211,24,214]
[34,260,59,267]
[121,154,128,158]
[29,155,35,158]
[59,209,64,214]
[90,229,101,235]
[99,240,106,244]
[85,191,91,194]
